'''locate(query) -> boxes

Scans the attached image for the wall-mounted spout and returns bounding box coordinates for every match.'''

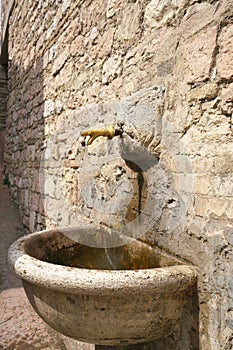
[81,125,123,145]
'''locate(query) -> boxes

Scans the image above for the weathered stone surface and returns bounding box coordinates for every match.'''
[52,49,70,76]
[3,0,233,349]
[219,83,233,115]
[0,66,8,130]
[8,229,196,345]
[181,26,218,83]
[217,24,233,80]
[186,83,219,103]
[94,29,115,59]
[144,0,191,30]
[116,2,141,41]
[70,35,84,57]
[102,54,122,84]
[106,0,123,18]
[179,2,219,39]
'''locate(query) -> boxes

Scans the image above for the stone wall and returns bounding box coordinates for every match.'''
[3,0,233,349]
[0,66,7,129]
[0,65,7,162]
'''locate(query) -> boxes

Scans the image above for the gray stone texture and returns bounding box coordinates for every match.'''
[0,65,7,130]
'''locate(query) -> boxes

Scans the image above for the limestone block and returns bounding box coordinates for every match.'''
[88,81,101,97]
[226,202,233,219]
[102,54,122,84]
[46,17,57,40]
[19,189,25,206]
[31,193,41,211]
[179,2,218,39]
[144,0,191,30]
[116,2,141,40]
[193,175,211,195]
[55,99,64,115]
[62,0,71,13]
[192,196,209,217]
[174,173,193,193]
[217,24,233,80]
[181,26,218,83]
[18,177,27,189]
[213,155,233,174]
[95,29,114,59]
[219,83,233,115]
[44,176,56,197]
[52,49,70,76]
[32,174,40,193]
[29,211,36,232]
[157,58,175,77]
[49,43,58,62]
[206,231,227,253]
[212,174,233,197]
[70,35,84,57]
[84,27,99,49]
[26,145,36,162]
[24,189,29,208]
[207,197,229,217]
[171,155,193,173]
[122,66,148,94]
[106,0,123,18]
[186,83,219,104]
[44,99,55,118]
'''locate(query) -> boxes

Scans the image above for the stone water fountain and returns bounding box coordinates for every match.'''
[8,125,197,349]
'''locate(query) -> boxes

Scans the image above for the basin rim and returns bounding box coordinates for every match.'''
[8,229,197,295]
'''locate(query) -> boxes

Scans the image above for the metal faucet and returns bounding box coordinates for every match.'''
[81,125,123,145]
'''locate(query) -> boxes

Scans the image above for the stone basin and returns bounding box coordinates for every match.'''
[8,228,196,346]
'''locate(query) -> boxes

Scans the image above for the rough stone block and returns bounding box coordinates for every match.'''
[116,2,141,41]
[62,0,71,13]
[181,26,218,83]
[31,192,41,211]
[32,174,40,193]
[144,0,190,30]
[179,2,218,39]
[102,54,122,84]
[52,49,70,76]
[70,35,84,57]
[219,83,233,115]
[186,83,219,104]
[217,24,233,80]
[44,99,55,118]
[29,211,36,232]
[193,175,211,195]
[95,29,114,59]
[106,0,123,18]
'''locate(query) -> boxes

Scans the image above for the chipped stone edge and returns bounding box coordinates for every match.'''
[7,228,197,296]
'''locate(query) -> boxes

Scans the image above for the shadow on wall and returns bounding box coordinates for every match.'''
[5,56,46,232]
[0,65,7,163]
[0,57,47,292]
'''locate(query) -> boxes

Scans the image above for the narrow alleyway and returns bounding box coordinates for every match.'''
[0,163,66,350]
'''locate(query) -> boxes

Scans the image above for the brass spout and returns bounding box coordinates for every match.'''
[81,125,115,145]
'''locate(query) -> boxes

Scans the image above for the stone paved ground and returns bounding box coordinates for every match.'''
[0,163,66,350]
